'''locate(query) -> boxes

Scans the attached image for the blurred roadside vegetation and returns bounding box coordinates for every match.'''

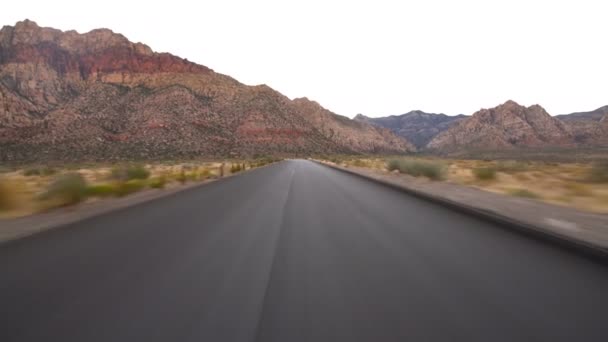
[0,157,282,218]
[318,154,608,214]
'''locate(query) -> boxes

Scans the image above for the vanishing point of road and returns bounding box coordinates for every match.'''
[1,160,607,341]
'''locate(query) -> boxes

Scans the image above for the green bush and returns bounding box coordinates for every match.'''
[41,173,88,206]
[111,165,150,181]
[387,159,400,172]
[473,167,497,181]
[115,180,146,197]
[386,159,446,180]
[86,184,117,197]
[149,176,167,189]
[588,161,608,183]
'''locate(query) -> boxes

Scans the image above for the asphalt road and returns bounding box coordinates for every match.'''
[1,160,607,341]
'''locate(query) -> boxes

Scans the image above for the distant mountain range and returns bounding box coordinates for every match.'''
[358,103,608,153]
[1,20,606,161]
[0,20,413,162]
[354,111,468,149]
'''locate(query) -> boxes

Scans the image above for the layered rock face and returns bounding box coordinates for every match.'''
[355,111,467,149]
[427,101,575,152]
[0,20,413,161]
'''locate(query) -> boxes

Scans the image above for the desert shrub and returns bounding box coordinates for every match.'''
[111,164,150,181]
[564,182,592,197]
[23,166,56,176]
[41,173,88,206]
[231,163,242,173]
[588,161,608,183]
[508,189,540,199]
[114,179,146,197]
[198,168,211,179]
[186,172,200,181]
[175,170,187,184]
[496,161,529,173]
[86,183,117,197]
[149,176,167,189]
[473,167,497,181]
[387,159,400,172]
[352,159,369,167]
[386,159,446,180]
[0,178,19,211]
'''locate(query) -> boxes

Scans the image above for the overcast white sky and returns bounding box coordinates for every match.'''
[2,0,607,117]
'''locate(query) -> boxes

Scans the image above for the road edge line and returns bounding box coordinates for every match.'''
[0,161,282,246]
[315,161,608,263]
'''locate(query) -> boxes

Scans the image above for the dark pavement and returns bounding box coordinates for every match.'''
[1,159,607,341]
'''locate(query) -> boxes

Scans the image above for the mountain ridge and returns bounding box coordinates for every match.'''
[354,110,468,149]
[0,20,414,161]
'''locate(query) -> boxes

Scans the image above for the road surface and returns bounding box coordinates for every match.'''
[1,160,607,341]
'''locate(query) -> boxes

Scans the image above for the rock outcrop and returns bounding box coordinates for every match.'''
[427,100,575,152]
[0,20,413,161]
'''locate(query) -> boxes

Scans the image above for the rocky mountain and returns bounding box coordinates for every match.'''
[427,100,575,152]
[0,20,413,162]
[555,106,608,146]
[354,111,467,149]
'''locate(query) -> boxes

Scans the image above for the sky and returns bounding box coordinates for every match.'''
[2,0,607,117]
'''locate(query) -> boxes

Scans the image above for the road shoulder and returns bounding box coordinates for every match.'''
[315,161,608,260]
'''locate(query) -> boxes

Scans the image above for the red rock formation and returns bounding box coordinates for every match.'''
[427,100,575,152]
[0,20,413,161]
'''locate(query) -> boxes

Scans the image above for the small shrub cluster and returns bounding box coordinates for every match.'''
[495,161,529,173]
[386,159,446,181]
[23,166,56,176]
[86,184,116,197]
[111,164,150,181]
[588,161,608,183]
[473,167,497,181]
[114,180,147,197]
[231,163,245,173]
[175,170,188,184]
[40,173,88,206]
[352,159,369,167]
[256,157,282,167]
[508,189,540,199]
[149,176,167,189]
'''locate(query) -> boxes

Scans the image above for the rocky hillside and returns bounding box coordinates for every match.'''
[354,111,467,149]
[0,20,413,162]
[556,106,608,146]
[427,101,575,152]
[556,106,608,122]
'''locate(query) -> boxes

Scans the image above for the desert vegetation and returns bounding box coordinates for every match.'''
[0,158,280,218]
[322,155,608,213]
[387,158,447,181]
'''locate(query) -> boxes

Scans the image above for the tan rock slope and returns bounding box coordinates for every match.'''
[427,100,575,152]
[0,20,413,161]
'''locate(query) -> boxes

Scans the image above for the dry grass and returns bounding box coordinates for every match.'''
[0,159,270,218]
[331,156,608,213]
